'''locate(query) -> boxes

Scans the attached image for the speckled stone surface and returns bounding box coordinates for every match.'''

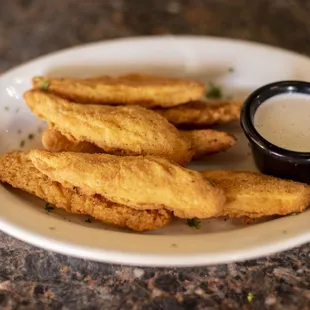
[1,0,310,309]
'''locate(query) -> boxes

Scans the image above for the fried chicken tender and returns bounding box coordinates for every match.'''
[42,128,236,159]
[0,151,172,231]
[155,100,242,128]
[29,150,225,219]
[32,74,205,108]
[24,90,193,165]
[202,170,310,218]
[180,130,236,159]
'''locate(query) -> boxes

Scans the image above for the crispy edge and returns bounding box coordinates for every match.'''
[181,130,236,159]
[0,151,172,231]
[32,74,205,108]
[154,100,242,128]
[42,129,102,153]
[42,128,236,159]
[202,170,310,218]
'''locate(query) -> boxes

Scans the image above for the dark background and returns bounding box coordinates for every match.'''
[1,0,310,72]
[0,1,310,309]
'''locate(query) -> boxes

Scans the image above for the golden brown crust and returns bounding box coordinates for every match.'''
[0,151,172,231]
[181,130,236,159]
[24,90,193,165]
[32,74,205,108]
[42,128,236,159]
[42,129,102,153]
[41,129,103,154]
[155,100,242,128]
[202,170,310,218]
[29,150,225,219]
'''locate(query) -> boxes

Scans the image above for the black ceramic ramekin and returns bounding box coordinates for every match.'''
[240,80,310,184]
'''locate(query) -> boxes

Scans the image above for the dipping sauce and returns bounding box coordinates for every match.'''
[254,93,310,152]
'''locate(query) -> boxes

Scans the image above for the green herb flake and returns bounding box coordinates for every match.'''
[28,133,34,140]
[41,80,49,90]
[206,83,223,99]
[45,203,54,212]
[4,106,9,111]
[20,140,25,148]
[247,292,254,303]
[228,67,234,73]
[85,218,92,223]
[187,218,201,229]
[291,213,297,216]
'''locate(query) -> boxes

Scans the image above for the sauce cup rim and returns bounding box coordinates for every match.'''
[240,80,310,162]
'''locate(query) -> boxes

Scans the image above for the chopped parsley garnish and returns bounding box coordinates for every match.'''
[28,133,34,140]
[41,80,49,90]
[228,67,234,73]
[291,213,297,216]
[20,140,25,148]
[206,83,223,99]
[187,218,201,229]
[85,218,92,223]
[247,292,254,303]
[4,106,9,111]
[45,203,54,212]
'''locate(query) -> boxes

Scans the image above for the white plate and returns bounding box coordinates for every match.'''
[1,36,310,267]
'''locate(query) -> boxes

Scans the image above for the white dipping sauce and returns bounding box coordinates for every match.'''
[254,93,310,152]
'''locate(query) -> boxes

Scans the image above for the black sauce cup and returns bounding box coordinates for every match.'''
[240,80,310,184]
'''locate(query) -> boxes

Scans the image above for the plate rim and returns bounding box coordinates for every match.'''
[4,34,310,79]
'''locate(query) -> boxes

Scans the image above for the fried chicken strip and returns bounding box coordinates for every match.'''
[29,150,225,219]
[202,170,310,218]
[0,151,172,231]
[32,74,205,108]
[155,100,242,128]
[24,90,193,165]
[180,130,236,159]
[42,128,236,159]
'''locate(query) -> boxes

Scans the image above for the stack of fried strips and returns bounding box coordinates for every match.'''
[0,74,309,231]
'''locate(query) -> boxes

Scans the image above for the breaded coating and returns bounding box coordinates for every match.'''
[42,129,102,153]
[32,74,205,108]
[24,90,193,165]
[0,151,172,231]
[42,128,236,159]
[202,170,310,218]
[29,150,225,219]
[155,100,242,128]
[181,130,236,159]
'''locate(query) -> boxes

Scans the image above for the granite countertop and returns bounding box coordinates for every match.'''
[1,1,310,309]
